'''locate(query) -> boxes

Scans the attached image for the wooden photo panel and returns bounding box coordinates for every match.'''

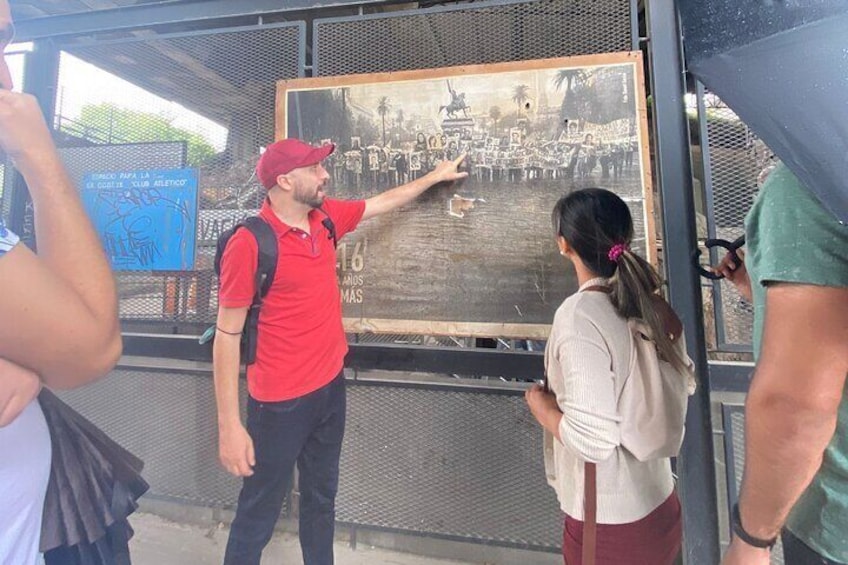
[277,52,654,339]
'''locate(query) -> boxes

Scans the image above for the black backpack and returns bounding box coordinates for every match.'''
[200,212,338,365]
[197,217,277,365]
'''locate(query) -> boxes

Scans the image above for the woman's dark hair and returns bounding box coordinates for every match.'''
[552,188,684,370]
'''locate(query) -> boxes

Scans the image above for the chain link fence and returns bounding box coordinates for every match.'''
[314,0,634,76]
[53,23,305,330]
[0,50,26,222]
[696,87,775,354]
[57,367,561,550]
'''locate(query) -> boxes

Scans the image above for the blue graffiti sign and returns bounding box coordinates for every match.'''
[81,169,198,271]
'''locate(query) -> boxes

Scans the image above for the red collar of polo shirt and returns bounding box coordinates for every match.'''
[258,200,323,236]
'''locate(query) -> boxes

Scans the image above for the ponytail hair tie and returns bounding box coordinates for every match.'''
[608,242,628,262]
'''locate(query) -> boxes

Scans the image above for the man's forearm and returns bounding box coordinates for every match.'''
[213,335,243,430]
[541,406,563,443]
[378,173,438,210]
[738,379,838,539]
[737,284,848,542]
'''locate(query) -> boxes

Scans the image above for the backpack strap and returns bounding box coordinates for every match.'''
[240,216,278,303]
[649,294,683,343]
[318,207,337,249]
[575,287,683,564]
[582,285,609,294]
[582,285,683,343]
[236,217,277,367]
[582,462,598,565]
[577,285,603,563]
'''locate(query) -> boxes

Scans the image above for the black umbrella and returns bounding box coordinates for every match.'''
[37,389,149,565]
[678,0,848,226]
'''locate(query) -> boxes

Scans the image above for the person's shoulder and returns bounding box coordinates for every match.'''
[761,162,798,189]
[757,163,847,249]
[222,222,260,257]
[569,289,615,310]
[555,291,614,331]
[760,163,823,211]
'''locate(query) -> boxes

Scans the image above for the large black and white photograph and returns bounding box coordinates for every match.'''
[280,52,653,337]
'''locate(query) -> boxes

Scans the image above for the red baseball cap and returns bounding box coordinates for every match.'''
[256,138,335,189]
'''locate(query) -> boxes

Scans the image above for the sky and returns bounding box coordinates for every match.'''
[6,42,227,151]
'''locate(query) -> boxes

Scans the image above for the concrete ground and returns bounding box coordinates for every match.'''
[128,512,477,565]
[129,496,562,565]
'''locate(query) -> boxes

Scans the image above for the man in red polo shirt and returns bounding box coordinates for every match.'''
[214,138,467,565]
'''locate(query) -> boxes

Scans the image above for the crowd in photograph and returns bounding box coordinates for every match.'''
[320,126,640,190]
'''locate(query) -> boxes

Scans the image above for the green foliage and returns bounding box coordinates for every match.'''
[512,84,530,114]
[377,96,391,145]
[77,103,217,166]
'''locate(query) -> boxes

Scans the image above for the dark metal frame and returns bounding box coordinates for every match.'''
[721,402,744,537]
[114,357,531,394]
[9,0,724,562]
[53,20,308,79]
[338,520,558,554]
[12,0,397,42]
[8,40,60,247]
[695,81,753,354]
[122,333,544,381]
[629,0,641,51]
[709,361,754,393]
[644,0,720,561]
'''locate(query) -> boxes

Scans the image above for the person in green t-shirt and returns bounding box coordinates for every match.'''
[716,164,848,565]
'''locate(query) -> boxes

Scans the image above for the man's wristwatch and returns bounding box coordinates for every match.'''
[731,504,778,549]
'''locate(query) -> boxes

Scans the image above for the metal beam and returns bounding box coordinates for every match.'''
[345,342,543,379]
[708,361,754,393]
[8,40,60,248]
[644,0,721,562]
[121,333,544,380]
[13,0,396,41]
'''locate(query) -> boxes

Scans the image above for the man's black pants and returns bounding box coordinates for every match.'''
[223,371,346,565]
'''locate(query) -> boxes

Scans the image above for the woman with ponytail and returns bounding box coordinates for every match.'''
[526,188,687,564]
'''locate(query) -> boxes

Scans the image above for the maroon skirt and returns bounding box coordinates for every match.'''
[562,491,682,565]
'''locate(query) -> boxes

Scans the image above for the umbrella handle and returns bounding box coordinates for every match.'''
[692,235,746,280]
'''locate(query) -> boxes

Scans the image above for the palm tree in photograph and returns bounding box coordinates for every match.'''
[337,86,352,145]
[395,108,405,140]
[512,84,530,117]
[553,69,587,96]
[377,96,391,146]
[553,69,587,137]
[489,106,502,136]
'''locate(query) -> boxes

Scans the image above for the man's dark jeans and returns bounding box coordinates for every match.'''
[223,372,346,565]
[783,529,847,565]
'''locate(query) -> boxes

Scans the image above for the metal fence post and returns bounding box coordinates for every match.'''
[8,40,60,249]
[644,0,721,562]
